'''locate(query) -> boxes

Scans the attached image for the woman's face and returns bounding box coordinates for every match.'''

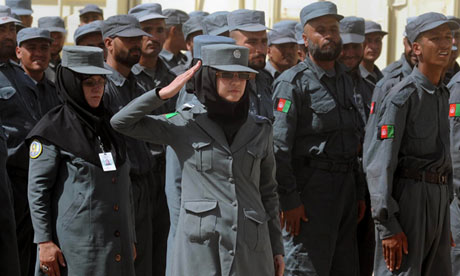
[216,71,252,102]
[82,75,106,108]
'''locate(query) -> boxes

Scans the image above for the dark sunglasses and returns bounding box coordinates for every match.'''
[216,71,256,80]
[82,77,107,87]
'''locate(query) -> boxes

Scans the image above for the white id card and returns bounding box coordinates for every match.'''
[99,152,117,172]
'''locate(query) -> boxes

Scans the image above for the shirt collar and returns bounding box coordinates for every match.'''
[411,66,439,94]
[305,56,344,80]
[159,49,175,62]
[264,61,280,79]
[105,63,128,87]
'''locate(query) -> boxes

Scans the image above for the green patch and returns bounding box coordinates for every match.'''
[165,112,179,119]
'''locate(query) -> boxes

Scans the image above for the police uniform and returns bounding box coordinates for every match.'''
[264,25,298,80]
[38,16,66,83]
[159,9,190,70]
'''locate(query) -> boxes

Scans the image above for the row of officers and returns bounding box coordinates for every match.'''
[1,0,460,275]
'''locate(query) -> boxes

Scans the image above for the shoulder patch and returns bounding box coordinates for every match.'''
[378,125,395,139]
[165,112,179,119]
[449,104,460,117]
[29,140,43,159]
[275,98,292,113]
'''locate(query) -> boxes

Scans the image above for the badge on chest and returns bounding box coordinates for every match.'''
[99,152,116,172]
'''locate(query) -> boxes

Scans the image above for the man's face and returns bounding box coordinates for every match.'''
[50,31,65,57]
[80,12,103,26]
[339,43,363,69]
[403,37,418,66]
[304,16,342,62]
[363,33,383,63]
[77,32,106,59]
[16,38,51,74]
[231,30,268,70]
[413,24,453,69]
[140,19,166,58]
[108,36,142,68]
[450,30,460,62]
[185,30,203,54]
[19,15,33,27]
[268,42,298,72]
[0,23,17,60]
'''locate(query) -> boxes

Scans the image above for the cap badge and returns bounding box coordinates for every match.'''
[233,49,241,59]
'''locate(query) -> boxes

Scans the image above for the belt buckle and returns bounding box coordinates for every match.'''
[440,175,447,184]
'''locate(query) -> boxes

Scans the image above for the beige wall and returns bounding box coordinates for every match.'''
[2,0,458,68]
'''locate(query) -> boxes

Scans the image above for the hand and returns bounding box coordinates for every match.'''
[357,200,366,223]
[382,232,408,272]
[158,61,201,100]
[451,231,456,247]
[39,241,66,276]
[280,204,308,236]
[274,254,285,276]
[133,243,137,260]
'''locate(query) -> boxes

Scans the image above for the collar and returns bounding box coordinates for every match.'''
[159,49,175,62]
[104,63,128,87]
[264,61,280,79]
[305,56,344,80]
[359,64,372,79]
[411,66,439,95]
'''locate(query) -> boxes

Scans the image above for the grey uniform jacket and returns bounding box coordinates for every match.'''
[365,67,452,239]
[110,90,284,276]
[248,69,274,120]
[28,142,136,276]
[448,72,460,199]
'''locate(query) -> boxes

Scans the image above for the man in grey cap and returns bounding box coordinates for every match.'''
[365,12,457,276]
[159,9,189,70]
[79,4,103,26]
[272,2,365,275]
[183,16,203,60]
[265,25,298,79]
[228,9,274,120]
[6,0,33,27]
[101,14,163,276]
[202,11,230,37]
[360,20,386,87]
[444,16,460,85]
[38,16,67,82]
[74,20,106,59]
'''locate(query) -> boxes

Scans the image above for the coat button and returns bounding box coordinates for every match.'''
[228,177,234,183]
[115,254,121,262]
[231,225,237,231]
[229,250,234,256]
[114,230,120,237]
[113,204,119,211]
[232,201,237,207]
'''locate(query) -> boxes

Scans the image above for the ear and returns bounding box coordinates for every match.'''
[104,37,112,50]
[15,46,21,60]
[302,32,308,48]
[412,41,422,57]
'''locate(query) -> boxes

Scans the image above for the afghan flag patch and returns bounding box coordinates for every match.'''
[165,112,178,119]
[449,104,460,117]
[379,125,394,139]
[276,98,291,113]
[370,102,375,114]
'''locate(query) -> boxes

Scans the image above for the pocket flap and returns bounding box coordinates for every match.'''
[0,86,16,100]
[192,141,212,150]
[247,145,263,159]
[309,89,336,114]
[184,200,218,214]
[243,209,267,224]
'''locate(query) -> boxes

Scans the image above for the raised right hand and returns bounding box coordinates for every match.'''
[382,232,408,272]
[39,241,66,276]
[280,204,308,236]
[158,61,201,100]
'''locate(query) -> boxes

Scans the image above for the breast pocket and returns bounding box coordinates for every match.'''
[183,200,218,243]
[192,141,213,172]
[309,89,337,132]
[243,209,269,251]
[0,86,16,100]
[244,145,264,179]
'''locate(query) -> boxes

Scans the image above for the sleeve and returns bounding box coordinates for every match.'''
[449,82,460,201]
[272,79,302,211]
[259,127,284,256]
[27,140,61,243]
[365,93,409,239]
[110,89,182,147]
[129,178,137,243]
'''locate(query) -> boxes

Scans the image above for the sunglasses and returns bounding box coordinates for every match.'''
[81,76,107,88]
[216,71,256,80]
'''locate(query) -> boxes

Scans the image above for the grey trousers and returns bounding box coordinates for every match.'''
[450,197,460,276]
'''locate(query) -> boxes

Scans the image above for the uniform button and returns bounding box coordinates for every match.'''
[231,225,237,231]
[114,230,120,237]
[232,201,237,207]
[115,254,121,262]
[112,177,116,183]
[229,250,234,256]
[228,177,234,183]
[113,204,119,211]
[227,156,233,160]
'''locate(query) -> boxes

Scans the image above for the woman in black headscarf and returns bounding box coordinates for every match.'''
[111,44,284,276]
[27,46,135,276]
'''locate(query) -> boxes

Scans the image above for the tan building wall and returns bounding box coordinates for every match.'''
[1,0,458,68]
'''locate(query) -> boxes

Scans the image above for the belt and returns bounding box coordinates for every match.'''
[397,168,448,185]
[306,159,354,173]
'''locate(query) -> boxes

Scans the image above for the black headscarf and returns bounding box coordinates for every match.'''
[27,66,126,167]
[190,65,250,145]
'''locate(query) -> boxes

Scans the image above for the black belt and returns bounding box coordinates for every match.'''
[397,168,448,185]
[306,159,354,173]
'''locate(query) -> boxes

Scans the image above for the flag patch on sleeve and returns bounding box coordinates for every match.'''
[276,98,291,113]
[379,125,394,139]
[449,104,460,117]
[370,102,375,114]
[165,112,178,119]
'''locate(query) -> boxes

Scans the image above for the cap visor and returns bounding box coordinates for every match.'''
[269,37,298,45]
[47,27,67,34]
[210,64,258,74]
[297,39,304,45]
[68,66,112,75]
[340,33,365,44]
[80,10,102,16]
[19,36,53,45]
[365,29,388,35]
[0,17,21,25]
[233,24,268,32]
[139,13,167,22]
[307,13,343,25]
[117,28,152,38]
[420,20,460,36]
[12,8,33,15]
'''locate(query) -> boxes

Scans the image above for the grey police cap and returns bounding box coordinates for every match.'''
[300,1,343,27]
[402,16,416,37]
[101,15,151,39]
[227,9,268,32]
[163,9,189,25]
[6,0,32,16]
[38,16,67,34]
[17,27,53,45]
[202,44,258,73]
[193,35,235,59]
[62,46,112,75]
[448,16,460,28]
[295,22,304,45]
[79,4,103,16]
[128,3,167,23]
[365,20,387,35]
[274,20,298,30]
[74,20,102,44]
[406,12,460,43]
[0,5,21,25]
[268,27,297,45]
[183,16,204,40]
[202,11,229,36]
[340,16,365,44]
[189,11,209,18]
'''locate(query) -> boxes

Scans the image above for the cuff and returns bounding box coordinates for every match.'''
[375,216,403,239]
[279,191,302,211]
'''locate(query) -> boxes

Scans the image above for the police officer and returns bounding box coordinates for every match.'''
[159,9,189,70]
[265,24,298,79]
[111,43,285,276]
[183,16,204,56]
[295,22,307,61]
[360,21,387,87]
[228,9,274,120]
[6,0,33,27]
[365,12,457,276]
[272,2,365,275]
[444,16,460,84]
[38,16,66,83]
[27,46,136,276]
[74,20,106,59]
[78,4,103,26]
[202,11,229,37]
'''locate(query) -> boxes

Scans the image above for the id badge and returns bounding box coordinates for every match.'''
[99,152,117,172]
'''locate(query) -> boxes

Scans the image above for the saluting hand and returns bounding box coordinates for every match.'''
[382,232,408,272]
[274,254,284,276]
[280,204,308,236]
[158,61,201,100]
[39,241,66,276]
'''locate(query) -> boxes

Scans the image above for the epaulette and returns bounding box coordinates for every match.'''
[258,68,274,82]
[389,78,417,107]
[178,102,195,111]
[448,71,460,88]
[382,60,403,75]
[0,71,15,100]
[285,62,308,83]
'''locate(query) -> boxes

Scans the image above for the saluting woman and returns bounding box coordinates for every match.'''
[111,44,285,276]
[27,46,136,276]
